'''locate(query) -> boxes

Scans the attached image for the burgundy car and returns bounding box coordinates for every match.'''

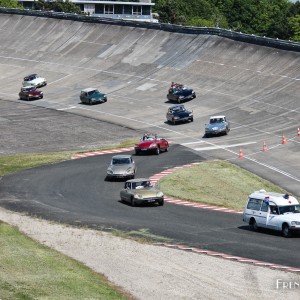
[135,133,169,155]
[19,86,43,101]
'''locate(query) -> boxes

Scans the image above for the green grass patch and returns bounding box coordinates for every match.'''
[159,160,288,210]
[0,140,137,176]
[0,221,130,300]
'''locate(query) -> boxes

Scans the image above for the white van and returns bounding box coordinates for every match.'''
[243,190,300,237]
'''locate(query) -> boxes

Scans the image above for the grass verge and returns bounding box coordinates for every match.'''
[159,160,288,210]
[0,221,131,300]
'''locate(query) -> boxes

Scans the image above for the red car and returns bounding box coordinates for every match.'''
[19,86,43,101]
[135,133,169,155]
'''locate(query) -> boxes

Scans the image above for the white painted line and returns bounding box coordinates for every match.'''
[195,141,257,151]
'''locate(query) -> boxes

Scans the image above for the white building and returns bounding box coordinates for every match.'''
[19,0,157,22]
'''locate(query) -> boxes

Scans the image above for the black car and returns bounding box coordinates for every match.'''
[166,104,193,125]
[167,83,196,103]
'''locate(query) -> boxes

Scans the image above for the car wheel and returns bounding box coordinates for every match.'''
[135,149,140,155]
[158,199,164,206]
[165,147,168,152]
[26,96,30,101]
[89,100,92,105]
[282,224,291,238]
[40,95,43,99]
[155,147,160,155]
[193,93,196,99]
[250,218,259,231]
[172,118,176,125]
[190,117,194,122]
[177,98,181,104]
[131,197,135,207]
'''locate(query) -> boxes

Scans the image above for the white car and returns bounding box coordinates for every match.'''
[23,74,47,88]
[243,190,300,237]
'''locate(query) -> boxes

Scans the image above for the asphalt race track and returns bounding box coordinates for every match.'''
[0,14,299,269]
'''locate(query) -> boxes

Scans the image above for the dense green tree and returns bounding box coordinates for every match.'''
[35,0,81,14]
[288,14,300,41]
[0,0,23,8]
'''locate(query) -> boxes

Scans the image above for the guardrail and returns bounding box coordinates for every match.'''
[1,7,300,52]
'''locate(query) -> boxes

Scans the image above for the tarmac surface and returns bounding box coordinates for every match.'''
[0,14,300,270]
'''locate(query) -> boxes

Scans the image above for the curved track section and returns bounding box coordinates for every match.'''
[1,146,300,269]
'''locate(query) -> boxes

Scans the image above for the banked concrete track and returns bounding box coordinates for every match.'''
[0,14,299,194]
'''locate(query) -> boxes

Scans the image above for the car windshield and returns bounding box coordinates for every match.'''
[172,106,186,113]
[22,87,35,92]
[132,181,151,189]
[210,118,224,124]
[278,204,300,214]
[87,90,99,96]
[141,134,155,141]
[24,75,37,81]
[112,158,131,165]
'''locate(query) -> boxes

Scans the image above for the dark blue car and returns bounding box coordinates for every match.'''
[167,84,196,103]
[166,104,193,125]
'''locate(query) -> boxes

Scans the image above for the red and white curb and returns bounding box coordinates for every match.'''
[150,163,243,214]
[71,147,134,159]
[155,243,300,273]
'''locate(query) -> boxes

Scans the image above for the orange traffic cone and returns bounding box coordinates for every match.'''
[282,134,287,145]
[297,128,300,137]
[263,141,267,152]
[239,147,245,158]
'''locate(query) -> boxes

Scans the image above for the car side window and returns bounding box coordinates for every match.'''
[270,206,279,215]
[247,198,262,210]
[260,201,269,212]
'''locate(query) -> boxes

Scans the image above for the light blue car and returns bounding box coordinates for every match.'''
[205,115,230,137]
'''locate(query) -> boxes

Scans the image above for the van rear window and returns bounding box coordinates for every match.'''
[247,198,262,210]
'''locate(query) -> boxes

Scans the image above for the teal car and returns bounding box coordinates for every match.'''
[80,88,107,105]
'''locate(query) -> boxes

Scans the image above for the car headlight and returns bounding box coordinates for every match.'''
[157,192,164,197]
[189,113,193,116]
[179,96,184,99]
[134,194,143,199]
[174,116,180,120]
[29,94,33,96]
[149,143,157,148]
[291,221,300,226]
[107,168,113,174]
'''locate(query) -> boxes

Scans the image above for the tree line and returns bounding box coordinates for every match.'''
[1,0,300,41]
[153,0,300,41]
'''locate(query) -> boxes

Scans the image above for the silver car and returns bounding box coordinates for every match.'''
[205,115,230,137]
[106,155,136,180]
[120,178,164,206]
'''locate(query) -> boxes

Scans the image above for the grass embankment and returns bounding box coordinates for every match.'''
[0,222,130,300]
[159,160,288,210]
